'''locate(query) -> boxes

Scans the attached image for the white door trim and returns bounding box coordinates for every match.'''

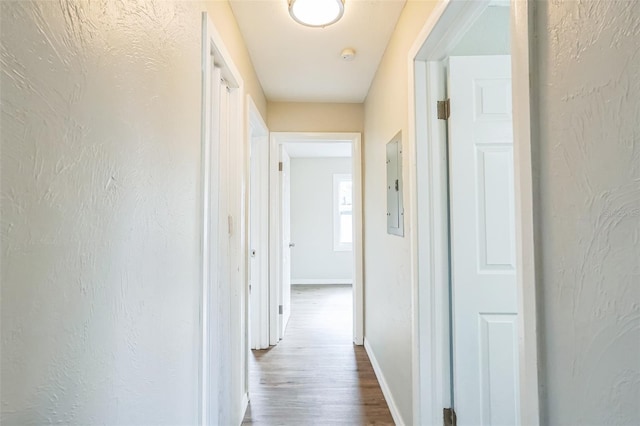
[200,11,247,426]
[407,1,540,424]
[269,132,364,345]
[278,147,292,337]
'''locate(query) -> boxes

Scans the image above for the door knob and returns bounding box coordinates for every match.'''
[288,242,296,248]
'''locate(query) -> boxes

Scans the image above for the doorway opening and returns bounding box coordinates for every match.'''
[409,1,539,425]
[244,132,374,424]
[286,143,355,342]
[270,132,363,346]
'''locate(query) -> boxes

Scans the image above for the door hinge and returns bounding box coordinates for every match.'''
[279,305,283,314]
[444,408,457,426]
[437,99,450,120]
[278,161,283,171]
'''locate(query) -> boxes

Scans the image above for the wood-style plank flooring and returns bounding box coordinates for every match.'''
[242,285,394,425]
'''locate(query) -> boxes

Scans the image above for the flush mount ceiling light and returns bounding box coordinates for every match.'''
[289,0,345,28]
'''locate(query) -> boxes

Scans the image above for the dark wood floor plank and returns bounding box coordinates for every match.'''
[242,285,394,426]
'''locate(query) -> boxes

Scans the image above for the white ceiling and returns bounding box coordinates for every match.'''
[229,0,406,103]
[283,142,351,158]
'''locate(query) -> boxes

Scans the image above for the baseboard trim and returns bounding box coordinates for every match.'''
[291,279,352,285]
[364,338,405,426]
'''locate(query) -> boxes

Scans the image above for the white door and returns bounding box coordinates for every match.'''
[280,148,292,337]
[202,63,222,426]
[202,60,232,424]
[248,104,270,351]
[249,138,258,348]
[448,55,519,425]
[249,127,270,350]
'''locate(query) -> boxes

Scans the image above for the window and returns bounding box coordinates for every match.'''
[333,174,353,251]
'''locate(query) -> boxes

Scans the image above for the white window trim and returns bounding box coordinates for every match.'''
[333,174,353,252]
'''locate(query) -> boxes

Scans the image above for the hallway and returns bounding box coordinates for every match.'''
[3,1,639,425]
[243,285,393,425]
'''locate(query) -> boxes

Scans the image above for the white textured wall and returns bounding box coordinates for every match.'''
[290,158,353,282]
[362,1,438,423]
[0,1,263,424]
[533,1,640,424]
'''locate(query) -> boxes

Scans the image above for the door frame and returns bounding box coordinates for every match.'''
[269,132,364,345]
[200,11,247,426]
[278,146,292,338]
[407,1,540,424]
[247,96,270,351]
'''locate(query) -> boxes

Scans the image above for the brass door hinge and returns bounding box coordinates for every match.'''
[437,99,451,120]
[278,161,283,171]
[444,408,457,426]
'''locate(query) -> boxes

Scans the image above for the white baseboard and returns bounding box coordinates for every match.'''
[364,338,405,426]
[291,279,352,285]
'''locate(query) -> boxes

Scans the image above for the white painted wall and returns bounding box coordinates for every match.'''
[533,1,640,424]
[290,158,353,283]
[0,1,264,424]
[267,102,364,133]
[450,6,510,56]
[362,2,438,424]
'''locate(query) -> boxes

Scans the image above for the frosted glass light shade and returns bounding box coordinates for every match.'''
[289,0,345,28]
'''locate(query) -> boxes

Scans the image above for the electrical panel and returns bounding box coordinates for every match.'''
[386,132,404,237]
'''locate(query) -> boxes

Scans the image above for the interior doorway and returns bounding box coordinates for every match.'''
[409,1,539,425]
[284,143,355,338]
[270,132,364,346]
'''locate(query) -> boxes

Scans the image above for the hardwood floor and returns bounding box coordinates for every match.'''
[242,285,394,426]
